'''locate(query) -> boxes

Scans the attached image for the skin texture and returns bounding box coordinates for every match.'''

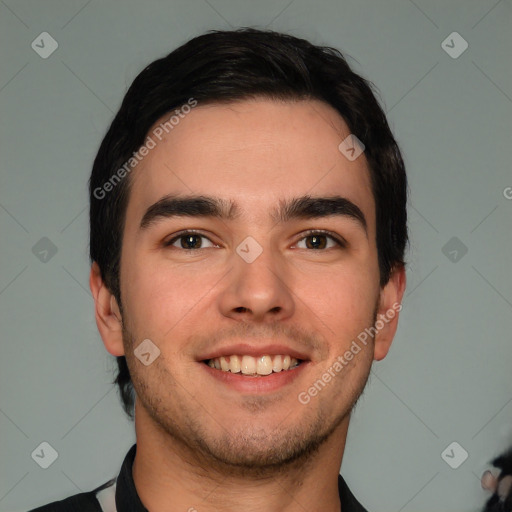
[90,98,406,512]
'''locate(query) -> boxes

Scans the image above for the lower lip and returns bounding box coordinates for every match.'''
[200,361,309,394]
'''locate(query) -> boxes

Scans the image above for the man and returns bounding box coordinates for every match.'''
[31,28,408,511]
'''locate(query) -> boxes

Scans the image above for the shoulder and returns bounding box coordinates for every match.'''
[27,491,102,512]
[338,474,370,512]
[27,479,115,512]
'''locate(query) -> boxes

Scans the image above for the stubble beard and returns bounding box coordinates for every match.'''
[120,304,377,478]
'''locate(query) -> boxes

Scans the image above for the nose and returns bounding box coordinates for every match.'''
[218,242,295,322]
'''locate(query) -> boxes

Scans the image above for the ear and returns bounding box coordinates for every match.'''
[373,264,406,361]
[89,261,125,357]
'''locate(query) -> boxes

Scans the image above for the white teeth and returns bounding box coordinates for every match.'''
[230,355,241,373]
[256,355,273,375]
[272,354,283,372]
[206,354,300,376]
[241,355,256,375]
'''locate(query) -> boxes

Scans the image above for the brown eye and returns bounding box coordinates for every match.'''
[164,232,216,250]
[295,231,345,250]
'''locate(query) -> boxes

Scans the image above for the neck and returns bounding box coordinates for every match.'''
[131,405,350,512]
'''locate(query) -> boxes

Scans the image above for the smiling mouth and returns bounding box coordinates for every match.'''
[203,354,303,377]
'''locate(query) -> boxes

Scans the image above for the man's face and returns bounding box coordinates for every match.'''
[116,98,386,470]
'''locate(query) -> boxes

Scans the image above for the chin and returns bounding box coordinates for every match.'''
[192,418,336,476]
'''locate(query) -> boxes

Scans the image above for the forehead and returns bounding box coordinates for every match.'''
[126,98,374,230]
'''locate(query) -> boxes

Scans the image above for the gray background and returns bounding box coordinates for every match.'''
[0,1,511,511]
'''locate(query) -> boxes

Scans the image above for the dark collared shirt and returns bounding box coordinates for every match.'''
[29,444,369,511]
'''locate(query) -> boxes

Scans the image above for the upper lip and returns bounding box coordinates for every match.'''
[198,343,311,362]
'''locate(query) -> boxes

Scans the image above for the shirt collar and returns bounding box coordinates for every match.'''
[115,444,368,512]
[115,444,147,512]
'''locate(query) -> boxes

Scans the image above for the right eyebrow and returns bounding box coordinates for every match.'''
[139,195,240,230]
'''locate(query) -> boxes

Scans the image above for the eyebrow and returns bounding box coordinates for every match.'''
[139,194,368,235]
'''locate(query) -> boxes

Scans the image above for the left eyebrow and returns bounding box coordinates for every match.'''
[139,194,368,236]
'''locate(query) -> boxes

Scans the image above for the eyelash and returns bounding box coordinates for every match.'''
[163,229,346,251]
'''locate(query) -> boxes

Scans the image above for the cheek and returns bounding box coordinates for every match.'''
[294,262,378,343]
[121,240,379,347]
[120,253,223,339]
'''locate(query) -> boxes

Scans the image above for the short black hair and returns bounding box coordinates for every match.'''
[89,28,408,421]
